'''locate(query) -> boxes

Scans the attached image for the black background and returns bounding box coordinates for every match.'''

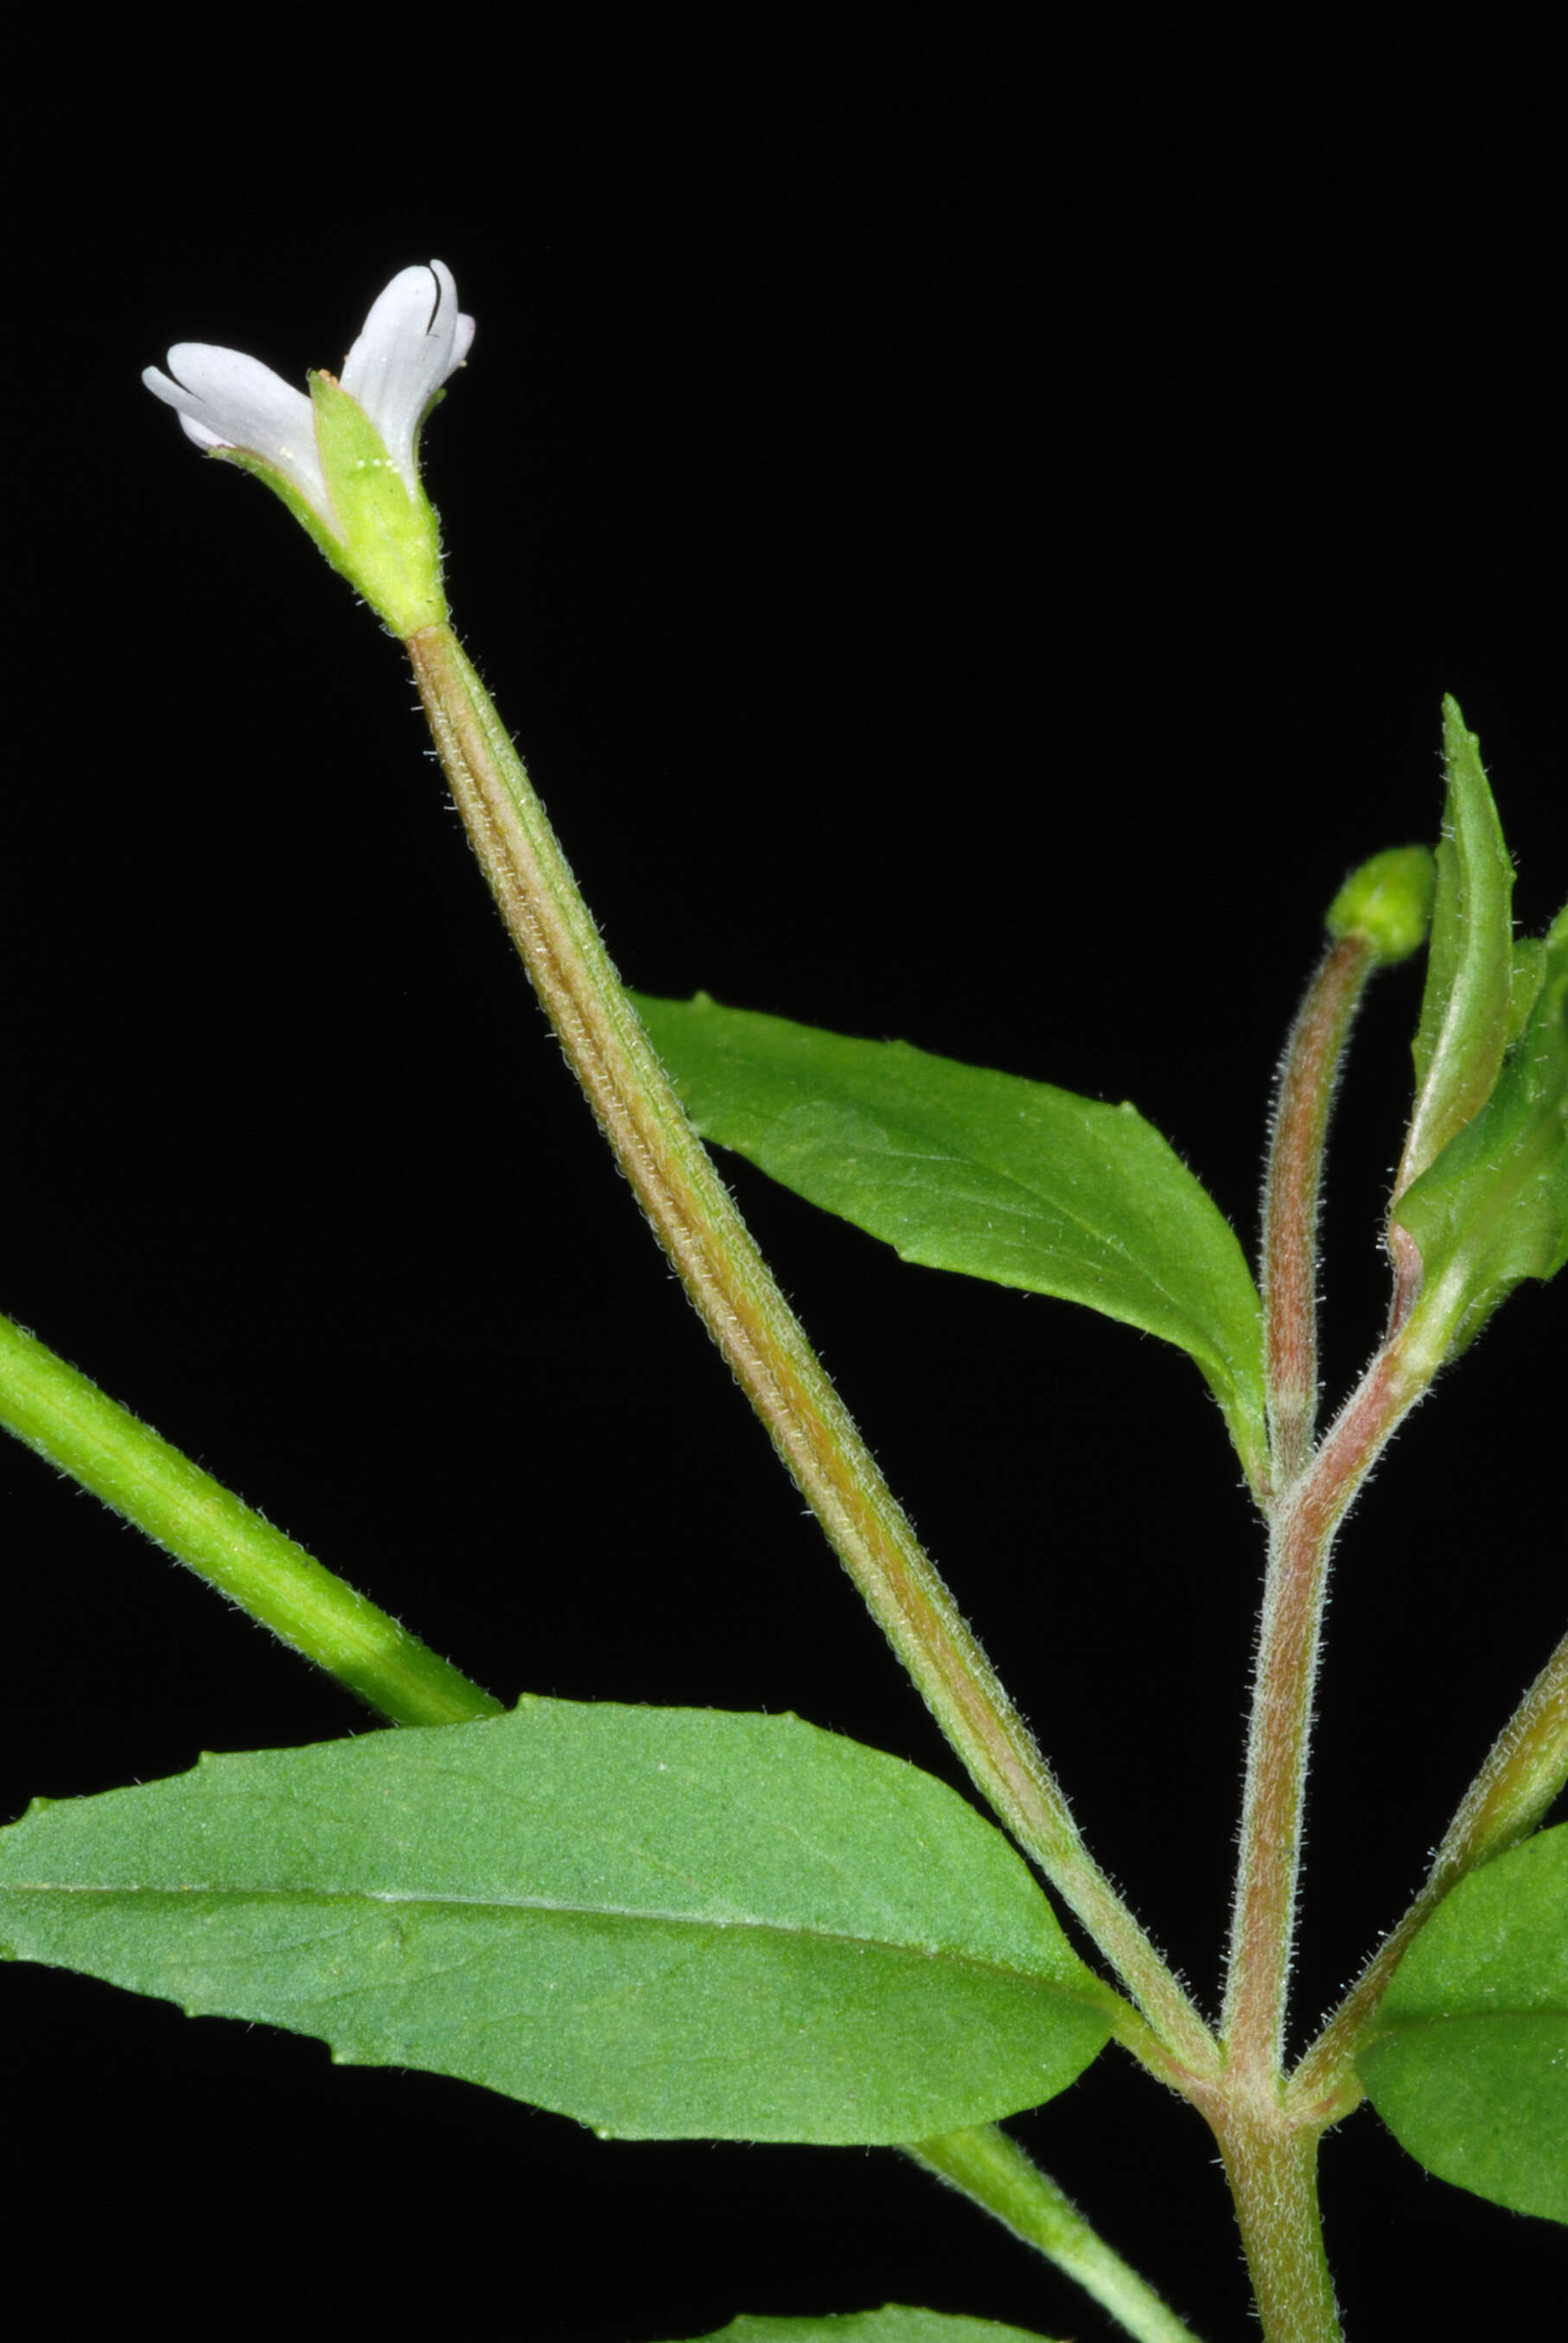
[3,29,1565,2339]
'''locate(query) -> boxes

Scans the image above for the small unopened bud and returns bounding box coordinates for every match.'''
[1326,846,1436,967]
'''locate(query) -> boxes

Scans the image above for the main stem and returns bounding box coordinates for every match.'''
[405,621,1213,2074]
[1214,925,1429,2337]
[1211,1351,1416,2343]
[1226,935,1381,2079]
[1222,1353,1410,2083]
[1207,2105,1340,2343]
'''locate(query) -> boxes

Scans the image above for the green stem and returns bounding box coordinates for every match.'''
[403,620,1215,2077]
[909,2125,1203,2343]
[1206,2104,1340,2343]
[0,1309,502,1728]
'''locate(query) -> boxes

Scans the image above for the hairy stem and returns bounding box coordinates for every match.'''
[910,2125,1203,2343]
[1262,936,1374,1486]
[1210,1340,1427,2325]
[1222,1349,1415,2083]
[1207,2104,1341,2343]
[1228,927,1415,2090]
[0,1309,502,1727]
[404,621,1214,2072]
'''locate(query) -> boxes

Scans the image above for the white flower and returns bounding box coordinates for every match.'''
[340,262,476,500]
[143,261,475,540]
[143,346,332,522]
[143,263,475,635]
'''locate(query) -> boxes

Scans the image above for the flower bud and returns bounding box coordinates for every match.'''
[1326,846,1436,967]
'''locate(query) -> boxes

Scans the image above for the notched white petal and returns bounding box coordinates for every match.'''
[143,344,333,526]
[340,259,475,495]
[143,264,475,616]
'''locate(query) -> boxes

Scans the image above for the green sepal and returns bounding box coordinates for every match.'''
[1325,845,1435,966]
[203,377,447,635]
[216,444,370,604]
[307,373,447,635]
[1354,1823,1568,2225]
[1395,903,1568,1360]
[1397,698,1517,1200]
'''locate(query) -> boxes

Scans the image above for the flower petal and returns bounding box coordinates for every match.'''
[143,346,332,527]
[340,260,474,495]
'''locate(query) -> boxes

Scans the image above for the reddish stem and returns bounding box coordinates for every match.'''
[1262,935,1374,1486]
[1224,1346,1420,2085]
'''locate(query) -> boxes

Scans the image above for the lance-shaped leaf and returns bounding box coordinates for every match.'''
[1394,696,1518,1203]
[674,2313,1059,2342]
[1354,1823,1568,2223]
[632,993,1266,1483]
[0,1701,1115,2146]
[1395,902,1568,1358]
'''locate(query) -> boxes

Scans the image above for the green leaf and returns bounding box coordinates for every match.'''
[0,1700,1113,2146]
[1395,903,1568,1357]
[1398,696,1518,1198]
[1354,1823,1568,2222]
[673,2313,1058,2343]
[632,992,1266,1482]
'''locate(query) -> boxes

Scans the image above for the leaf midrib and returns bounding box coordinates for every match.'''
[721,1105,1244,1335]
[2,1878,1099,1994]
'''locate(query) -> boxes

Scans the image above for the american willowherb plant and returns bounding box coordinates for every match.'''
[3,264,1567,2343]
